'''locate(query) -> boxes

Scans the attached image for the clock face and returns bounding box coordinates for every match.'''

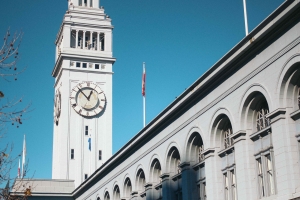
[70,82,106,117]
[54,89,61,124]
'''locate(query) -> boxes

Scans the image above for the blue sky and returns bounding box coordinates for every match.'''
[0,0,284,179]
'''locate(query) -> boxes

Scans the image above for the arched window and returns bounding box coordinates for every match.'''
[104,191,110,200]
[242,92,275,198]
[124,177,132,198]
[113,185,120,200]
[166,147,181,174]
[96,197,100,200]
[186,132,206,200]
[166,147,182,199]
[150,159,162,199]
[136,169,146,192]
[150,159,161,183]
[186,132,204,163]
[256,102,270,131]
[222,121,233,149]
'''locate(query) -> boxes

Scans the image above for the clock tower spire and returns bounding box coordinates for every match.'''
[52,0,115,187]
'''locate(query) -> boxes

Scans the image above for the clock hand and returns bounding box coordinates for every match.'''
[87,91,93,100]
[77,87,89,99]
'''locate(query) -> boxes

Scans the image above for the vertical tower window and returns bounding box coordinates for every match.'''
[223,170,236,200]
[298,88,300,109]
[71,149,74,159]
[100,33,105,51]
[85,126,88,136]
[84,174,88,180]
[257,153,276,198]
[231,170,237,200]
[99,150,102,160]
[202,182,207,200]
[257,158,265,197]
[266,154,275,195]
[224,173,229,200]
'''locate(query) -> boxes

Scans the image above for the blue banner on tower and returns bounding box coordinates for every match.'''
[88,138,91,151]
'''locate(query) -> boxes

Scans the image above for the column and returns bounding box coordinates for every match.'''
[75,30,78,48]
[63,25,71,48]
[83,31,86,49]
[97,32,100,51]
[179,162,198,200]
[160,173,174,199]
[145,183,153,200]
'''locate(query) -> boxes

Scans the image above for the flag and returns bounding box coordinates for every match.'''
[88,137,91,151]
[22,135,26,178]
[18,159,20,178]
[142,63,146,96]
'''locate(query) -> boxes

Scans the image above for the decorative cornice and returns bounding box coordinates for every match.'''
[266,108,286,123]
[218,146,234,158]
[154,182,162,190]
[178,162,190,171]
[171,173,182,181]
[160,173,170,180]
[192,161,205,171]
[291,109,300,121]
[250,126,271,141]
[144,183,153,190]
[231,130,246,143]
[202,148,215,158]
[140,191,146,198]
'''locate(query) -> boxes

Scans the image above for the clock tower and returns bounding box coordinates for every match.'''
[52,0,115,187]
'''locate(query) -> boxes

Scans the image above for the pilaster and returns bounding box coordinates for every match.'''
[179,162,198,200]
[232,130,256,200]
[203,148,223,200]
[160,173,173,200]
[144,183,153,200]
[267,108,300,197]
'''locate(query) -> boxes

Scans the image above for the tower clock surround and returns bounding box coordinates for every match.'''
[70,82,106,117]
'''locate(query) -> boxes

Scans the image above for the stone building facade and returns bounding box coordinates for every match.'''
[11,0,300,200]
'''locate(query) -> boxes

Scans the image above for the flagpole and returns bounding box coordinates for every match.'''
[243,0,249,35]
[18,159,20,178]
[143,62,146,127]
[21,134,26,178]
